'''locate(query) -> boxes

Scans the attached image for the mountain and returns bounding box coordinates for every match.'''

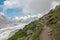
[8,5,60,40]
[0,12,14,28]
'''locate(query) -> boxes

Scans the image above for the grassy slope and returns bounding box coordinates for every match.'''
[8,20,43,40]
[40,5,60,40]
[8,5,60,40]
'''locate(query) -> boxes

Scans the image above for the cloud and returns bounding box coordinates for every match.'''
[3,0,32,11]
[26,0,60,14]
[11,15,37,23]
[11,14,42,24]
[2,0,60,24]
[4,0,23,8]
[3,0,22,11]
[3,0,60,16]
[27,0,52,14]
[51,1,60,9]
[0,12,5,16]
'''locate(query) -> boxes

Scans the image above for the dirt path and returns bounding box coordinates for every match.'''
[40,26,55,40]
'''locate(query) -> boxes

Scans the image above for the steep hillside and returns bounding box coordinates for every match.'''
[40,5,60,40]
[8,5,60,40]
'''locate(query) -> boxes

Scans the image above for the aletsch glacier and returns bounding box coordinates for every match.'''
[0,0,60,40]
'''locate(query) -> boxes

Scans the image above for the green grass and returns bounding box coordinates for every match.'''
[40,5,60,40]
[8,20,43,40]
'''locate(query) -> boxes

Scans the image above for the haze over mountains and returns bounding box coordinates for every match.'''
[0,12,14,28]
[11,15,42,25]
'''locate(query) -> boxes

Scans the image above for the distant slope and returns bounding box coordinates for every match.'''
[8,5,60,40]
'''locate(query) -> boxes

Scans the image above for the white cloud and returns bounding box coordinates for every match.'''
[3,0,60,15]
[0,12,5,16]
[3,0,32,11]
[12,14,42,20]
[27,0,60,14]
[0,24,26,40]
[11,15,36,21]
[4,0,19,8]
[3,0,22,11]
[51,1,60,9]
[11,14,42,24]
[3,0,60,24]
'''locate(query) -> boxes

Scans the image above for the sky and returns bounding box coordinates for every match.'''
[0,0,5,12]
[0,0,60,40]
[0,0,5,5]
[0,0,60,18]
